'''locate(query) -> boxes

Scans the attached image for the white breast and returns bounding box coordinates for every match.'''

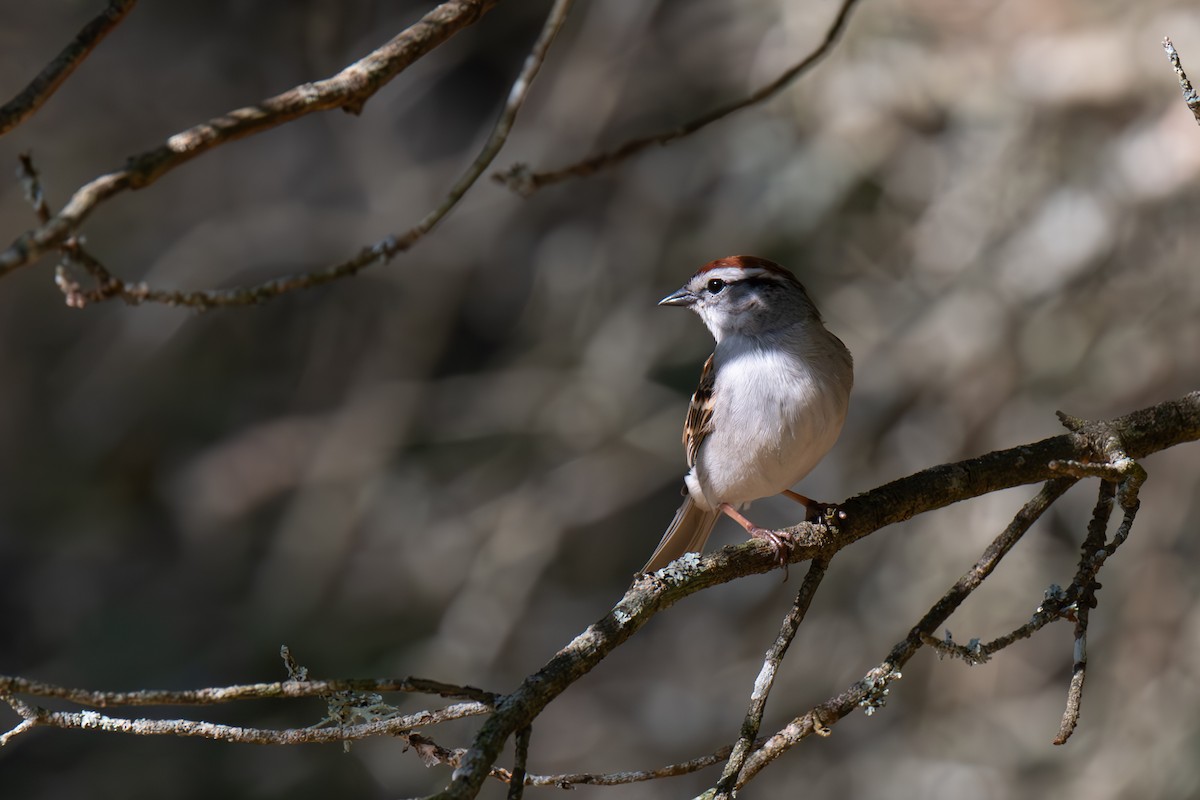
[687,336,849,511]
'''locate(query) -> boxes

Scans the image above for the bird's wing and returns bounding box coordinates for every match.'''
[684,354,716,469]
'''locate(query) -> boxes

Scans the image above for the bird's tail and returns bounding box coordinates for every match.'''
[642,496,720,572]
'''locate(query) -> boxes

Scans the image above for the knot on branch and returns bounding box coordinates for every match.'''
[1051,410,1147,511]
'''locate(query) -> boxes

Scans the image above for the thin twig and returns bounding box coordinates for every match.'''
[0,674,497,707]
[922,583,1074,664]
[0,1,138,136]
[0,0,502,275]
[1164,37,1200,125]
[16,154,52,223]
[0,717,35,747]
[1052,480,1112,745]
[29,0,574,310]
[713,556,831,798]
[736,479,1075,788]
[506,726,532,800]
[0,694,489,747]
[521,745,735,787]
[493,0,862,196]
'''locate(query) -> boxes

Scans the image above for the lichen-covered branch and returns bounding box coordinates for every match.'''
[0,693,488,747]
[0,674,496,708]
[1164,36,1200,124]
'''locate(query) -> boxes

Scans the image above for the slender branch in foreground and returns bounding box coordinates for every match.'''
[713,556,831,799]
[521,745,736,788]
[0,694,489,748]
[493,0,862,196]
[432,394,1200,798]
[0,674,497,707]
[30,0,573,310]
[922,583,1073,664]
[1164,36,1200,125]
[1052,480,1112,745]
[506,726,532,800]
[0,1,138,136]
[0,0,502,276]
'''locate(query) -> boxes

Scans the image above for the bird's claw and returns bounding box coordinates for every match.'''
[749,526,794,579]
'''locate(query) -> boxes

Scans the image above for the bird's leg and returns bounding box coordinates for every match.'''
[718,502,792,572]
[781,489,845,523]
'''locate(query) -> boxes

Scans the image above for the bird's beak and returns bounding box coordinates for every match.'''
[658,287,696,307]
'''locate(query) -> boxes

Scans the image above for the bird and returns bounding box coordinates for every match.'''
[642,255,853,573]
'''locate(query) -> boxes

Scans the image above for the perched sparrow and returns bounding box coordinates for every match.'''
[643,256,853,572]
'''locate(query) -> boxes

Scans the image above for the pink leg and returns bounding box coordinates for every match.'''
[718,502,792,571]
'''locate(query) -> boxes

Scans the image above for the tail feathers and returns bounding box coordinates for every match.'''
[642,497,720,572]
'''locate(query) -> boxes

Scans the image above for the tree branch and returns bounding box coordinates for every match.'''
[521,745,735,788]
[21,0,574,310]
[713,556,830,798]
[1164,36,1200,125]
[735,477,1077,786]
[0,0,503,276]
[493,0,862,196]
[0,693,488,747]
[0,1,138,136]
[0,674,497,708]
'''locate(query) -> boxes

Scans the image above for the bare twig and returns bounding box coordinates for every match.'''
[0,674,497,707]
[922,583,1074,664]
[923,466,1143,746]
[16,154,52,223]
[735,478,1076,787]
[24,0,573,310]
[0,694,488,747]
[1164,37,1200,125]
[521,745,735,788]
[506,726,532,800]
[0,1,138,136]
[493,0,862,196]
[713,556,831,799]
[0,0,502,276]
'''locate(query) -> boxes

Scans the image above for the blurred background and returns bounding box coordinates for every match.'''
[2,1,1199,798]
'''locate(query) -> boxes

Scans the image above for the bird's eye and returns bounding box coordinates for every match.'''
[706,278,726,293]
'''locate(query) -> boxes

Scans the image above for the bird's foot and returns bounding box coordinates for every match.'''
[748,526,794,574]
[718,502,794,578]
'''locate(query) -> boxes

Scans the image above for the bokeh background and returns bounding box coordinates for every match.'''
[2,1,1199,798]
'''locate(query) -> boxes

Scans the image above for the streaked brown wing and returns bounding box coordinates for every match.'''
[684,354,716,468]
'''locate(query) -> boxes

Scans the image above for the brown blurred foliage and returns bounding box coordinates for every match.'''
[2,1,1200,798]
